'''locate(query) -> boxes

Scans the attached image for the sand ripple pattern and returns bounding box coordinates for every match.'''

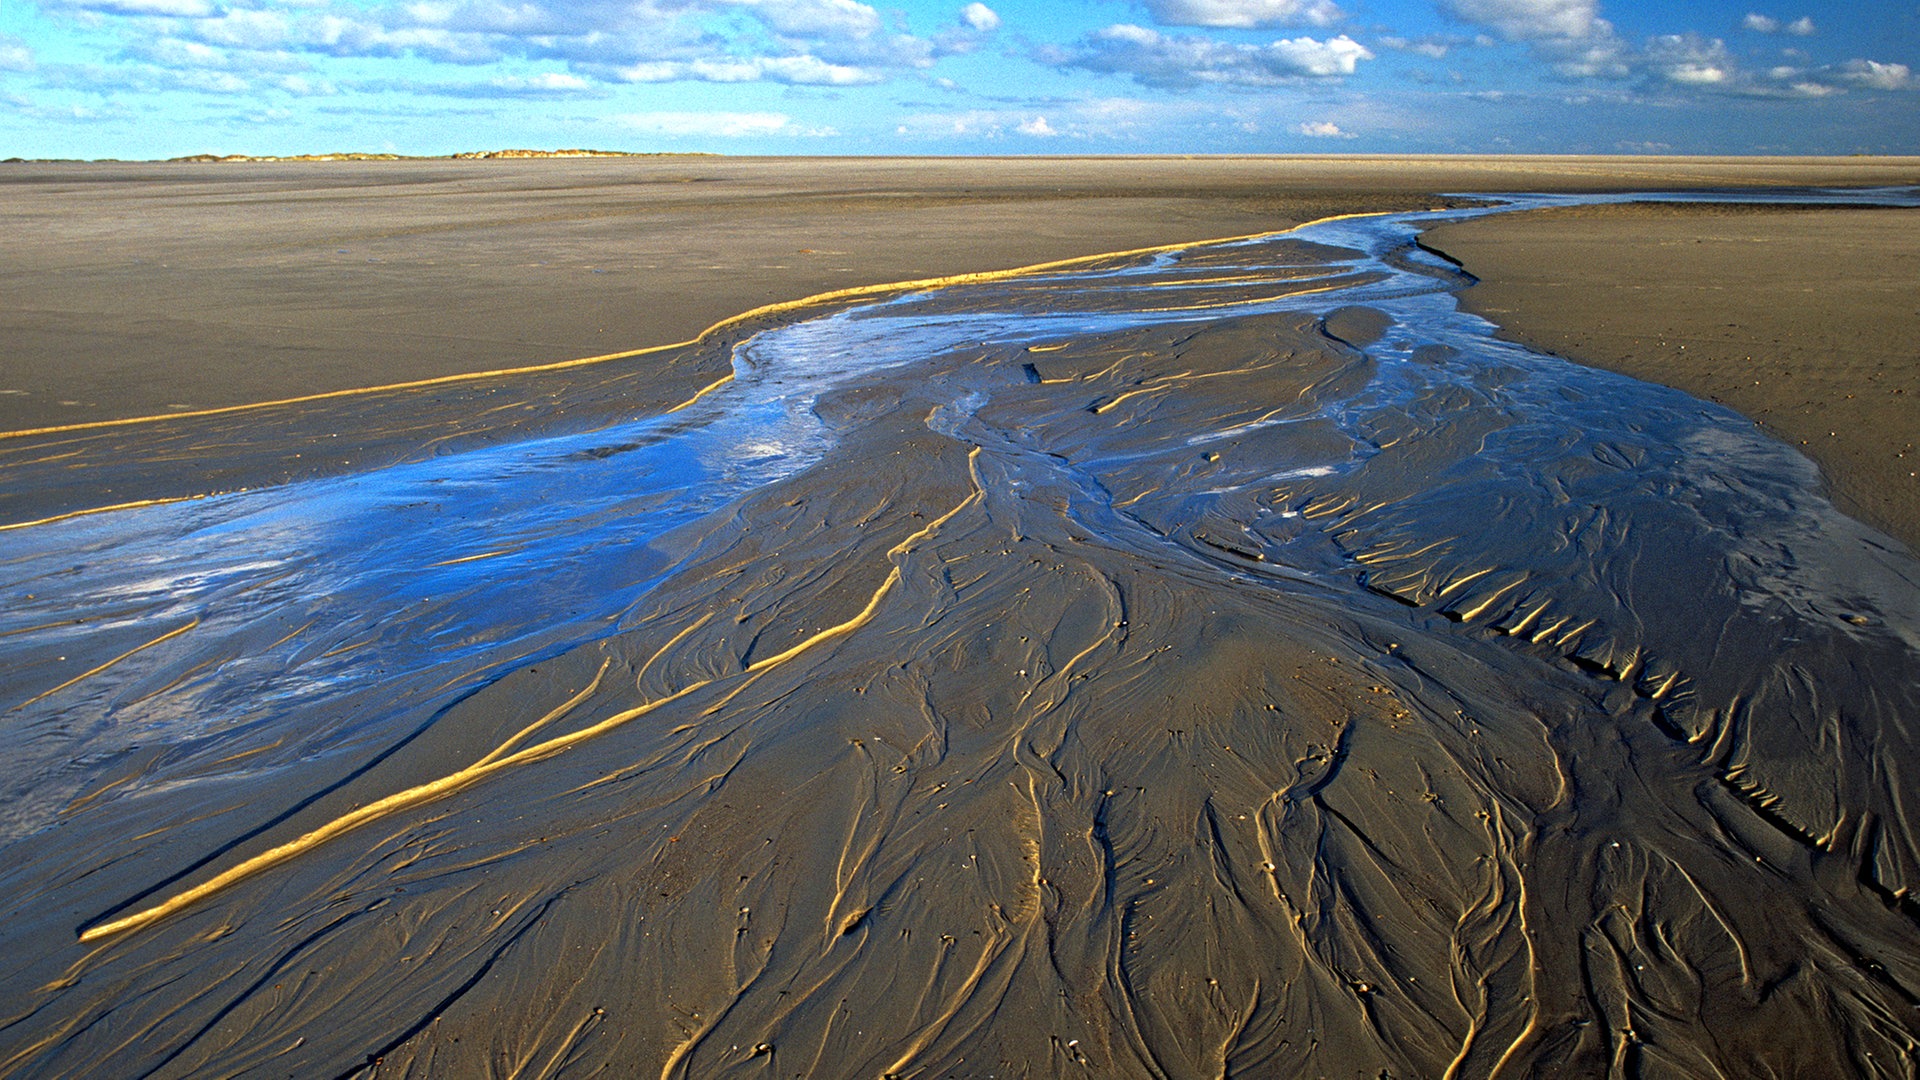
[2,191,1920,1077]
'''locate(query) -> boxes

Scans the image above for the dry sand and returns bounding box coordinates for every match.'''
[1422,201,1920,551]
[4,157,1920,1078]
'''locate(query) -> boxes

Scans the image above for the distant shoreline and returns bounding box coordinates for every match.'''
[4,150,1916,165]
[1,148,719,164]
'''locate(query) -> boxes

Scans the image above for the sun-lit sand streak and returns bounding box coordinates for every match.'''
[76,451,983,944]
[65,213,1389,942]
[0,495,211,534]
[0,214,1389,445]
[10,620,200,713]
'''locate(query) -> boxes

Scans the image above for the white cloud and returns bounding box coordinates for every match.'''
[895,95,1237,143]
[1268,34,1370,74]
[1442,0,1631,78]
[614,110,805,137]
[1840,59,1912,90]
[1609,35,1909,98]
[1647,33,1736,87]
[48,0,218,16]
[893,107,1011,137]
[273,73,335,94]
[1145,0,1343,29]
[724,0,883,40]
[1380,37,1452,59]
[0,36,38,71]
[49,0,939,89]
[1296,120,1351,136]
[1043,24,1372,87]
[1744,13,1814,36]
[758,54,881,82]
[125,37,317,75]
[615,54,878,84]
[486,71,592,92]
[1445,0,1605,42]
[1665,63,1726,85]
[1016,114,1056,135]
[960,3,999,32]
[190,11,296,52]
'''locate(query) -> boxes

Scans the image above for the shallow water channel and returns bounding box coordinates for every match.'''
[3,189,1920,1077]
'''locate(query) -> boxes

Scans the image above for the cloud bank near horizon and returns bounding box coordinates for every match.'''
[0,0,1913,157]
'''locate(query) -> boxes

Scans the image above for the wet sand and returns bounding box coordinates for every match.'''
[5,159,1920,1078]
[5,153,1917,433]
[1423,202,1920,551]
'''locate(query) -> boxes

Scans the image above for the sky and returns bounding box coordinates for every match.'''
[0,0,1915,158]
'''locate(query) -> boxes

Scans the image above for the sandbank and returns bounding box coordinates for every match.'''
[1423,200,1920,550]
[5,154,1916,433]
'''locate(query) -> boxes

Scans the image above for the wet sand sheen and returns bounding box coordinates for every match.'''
[1423,202,1920,551]
[3,185,1920,1077]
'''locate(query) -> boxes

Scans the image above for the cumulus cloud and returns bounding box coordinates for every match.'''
[1605,34,1915,97]
[1744,13,1814,35]
[1043,24,1372,87]
[1445,0,1606,42]
[1145,0,1343,29]
[35,0,939,87]
[614,110,825,137]
[0,35,38,71]
[1379,34,1479,59]
[1840,59,1912,90]
[933,2,1000,56]
[729,0,882,42]
[1442,0,1630,78]
[895,95,1404,147]
[1446,0,1856,95]
[959,3,999,32]
[1646,33,1733,86]
[616,55,878,85]
[1016,114,1056,135]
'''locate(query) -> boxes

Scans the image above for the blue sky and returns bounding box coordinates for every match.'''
[1,0,1915,157]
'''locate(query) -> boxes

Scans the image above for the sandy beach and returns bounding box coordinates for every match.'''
[3,156,1920,1078]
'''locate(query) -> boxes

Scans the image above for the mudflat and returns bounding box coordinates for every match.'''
[4,153,1915,432]
[1423,202,1920,550]
[4,157,1920,1078]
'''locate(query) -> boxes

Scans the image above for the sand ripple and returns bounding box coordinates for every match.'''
[3,193,1919,1077]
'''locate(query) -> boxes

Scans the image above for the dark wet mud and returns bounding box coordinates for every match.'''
[4,193,1920,1078]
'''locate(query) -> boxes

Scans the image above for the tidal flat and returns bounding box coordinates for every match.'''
[2,156,1919,1077]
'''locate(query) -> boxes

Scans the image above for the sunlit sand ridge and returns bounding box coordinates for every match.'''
[2,190,1919,1077]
